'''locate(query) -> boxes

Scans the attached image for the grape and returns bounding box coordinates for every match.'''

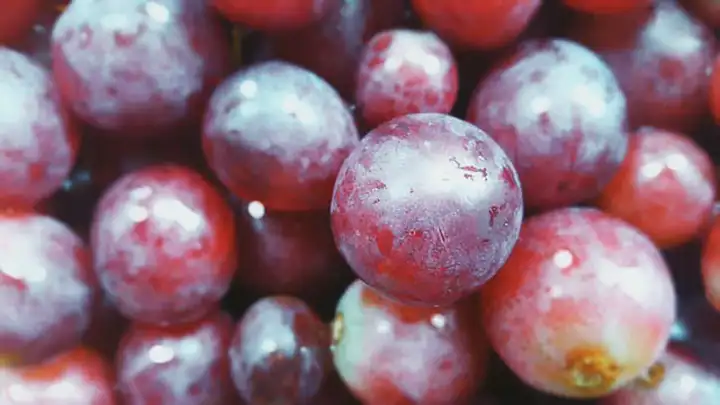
[411,0,542,50]
[0,0,41,45]
[702,219,720,312]
[231,199,351,304]
[116,311,236,405]
[682,0,720,27]
[229,296,331,405]
[331,113,523,306]
[710,56,720,125]
[566,1,715,133]
[13,1,65,68]
[331,279,488,404]
[51,0,231,136]
[0,347,116,405]
[0,47,80,208]
[466,38,628,211]
[563,0,653,14]
[356,29,458,128]
[600,348,720,405]
[596,127,715,249]
[213,0,338,31]
[268,0,407,100]
[90,164,237,325]
[0,211,95,365]
[202,61,360,211]
[481,208,676,398]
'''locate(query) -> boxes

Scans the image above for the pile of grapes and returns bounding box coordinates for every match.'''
[2,0,720,404]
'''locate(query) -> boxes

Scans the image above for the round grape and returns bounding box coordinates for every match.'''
[331,280,487,404]
[331,113,523,306]
[90,164,237,325]
[232,199,350,303]
[597,127,715,248]
[116,311,236,405]
[51,0,231,136]
[467,38,629,211]
[229,296,331,405]
[482,208,676,398]
[567,1,714,133]
[0,47,79,208]
[356,29,458,128]
[0,211,95,365]
[203,61,360,211]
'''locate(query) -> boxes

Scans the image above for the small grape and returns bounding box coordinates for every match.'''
[229,296,331,405]
[597,127,715,248]
[331,280,488,404]
[116,311,236,405]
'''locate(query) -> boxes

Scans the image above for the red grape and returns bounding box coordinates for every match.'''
[411,0,542,50]
[268,0,407,100]
[229,296,330,404]
[51,0,231,136]
[13,1,66,68]
[566,1,715,132]
[331,280,488,404]
[0,47,80,208]
[356,29,458,128]
[0,347,116,405]
[213,0,337,31]
[0,0,41,45]
[116,311,235,405]
[0,211,95,364]
[331,113,523,306]
[702,218,720,312]
[710,56,720,125]
[481,208,676,398]
[202,61,360,211]
[682,0,720,27]
[231,199,351,303]
[466,38,629,211]
[600,348,720,405]
[597,127,715,249]
[90,165,237,325]
[563,0,653,14]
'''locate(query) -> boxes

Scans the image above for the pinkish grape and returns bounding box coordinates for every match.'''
[331,280,488,404]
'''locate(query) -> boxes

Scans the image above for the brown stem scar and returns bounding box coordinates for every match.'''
[564,347,621,395]
[635,361,666,389]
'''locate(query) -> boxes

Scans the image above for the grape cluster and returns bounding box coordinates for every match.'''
[1,1,720,404]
